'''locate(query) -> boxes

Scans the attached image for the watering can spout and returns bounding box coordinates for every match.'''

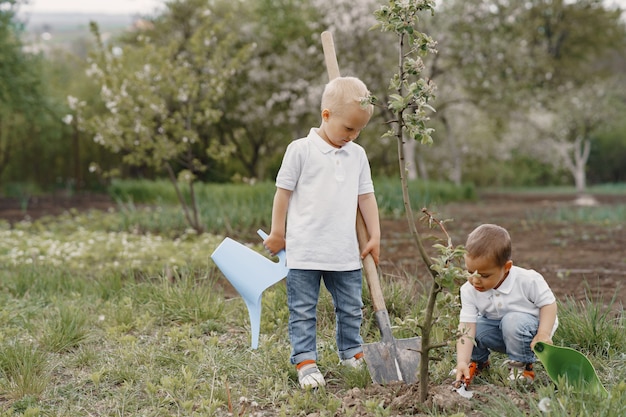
[211,229,289,349]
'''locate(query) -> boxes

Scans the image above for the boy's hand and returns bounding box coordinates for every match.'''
[263,234,286,256]
[533,302,557,350]
[360,239,380,265]
[454,362,471,387]
[530,333,552,350]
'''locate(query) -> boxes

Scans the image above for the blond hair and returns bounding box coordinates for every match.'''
[321,76,374,116]
[465,224,512,267]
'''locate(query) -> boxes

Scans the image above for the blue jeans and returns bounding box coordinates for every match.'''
[286,269,364,365]
[471,312,540,364]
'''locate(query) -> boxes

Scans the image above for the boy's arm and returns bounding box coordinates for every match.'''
[531,301,557,349]
[264,187,292,255]
[455,321,476,383]
[357,192,380,265]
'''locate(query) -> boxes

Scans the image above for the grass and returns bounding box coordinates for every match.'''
[107,178,477,235]
[0,259,623,415]
[0,180,624,415]
[481,183,626,196]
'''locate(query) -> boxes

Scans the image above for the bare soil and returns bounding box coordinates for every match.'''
[379,192,626,307]
[1,191,624,416]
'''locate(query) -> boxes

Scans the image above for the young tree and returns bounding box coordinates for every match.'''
[72,0,251,232]
[372,0,469,403]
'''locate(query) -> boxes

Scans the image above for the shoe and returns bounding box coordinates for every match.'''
[297,361,326,389]
[340,352,365,368]
[505,360,534,383]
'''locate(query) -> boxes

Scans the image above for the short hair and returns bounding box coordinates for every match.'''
[465,224,512,267]
[321,76,374,117]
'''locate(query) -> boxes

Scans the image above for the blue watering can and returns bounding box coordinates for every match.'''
[211,230,288,349]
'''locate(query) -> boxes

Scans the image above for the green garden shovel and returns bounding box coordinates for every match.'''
[533,342,608,396]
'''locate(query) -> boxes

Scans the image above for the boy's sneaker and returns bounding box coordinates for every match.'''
[340,352,365,368]
[297,360,326,389]
[505,360,534,384]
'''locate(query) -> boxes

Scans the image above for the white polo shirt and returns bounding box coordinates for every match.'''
[459,265,558,330]
[276,128,374,271]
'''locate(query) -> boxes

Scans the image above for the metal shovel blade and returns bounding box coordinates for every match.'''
[354,210,422,385]
[363,331,421,384]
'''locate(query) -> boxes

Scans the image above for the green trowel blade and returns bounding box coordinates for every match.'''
[533,342,607,396]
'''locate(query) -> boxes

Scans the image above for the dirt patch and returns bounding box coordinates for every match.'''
[379,192,626,308]
[330,382,528,417]
[0,193,115,223]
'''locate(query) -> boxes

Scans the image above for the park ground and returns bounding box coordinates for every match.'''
[0,191,624,415]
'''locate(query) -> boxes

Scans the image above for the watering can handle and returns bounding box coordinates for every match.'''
[257,229,287,266]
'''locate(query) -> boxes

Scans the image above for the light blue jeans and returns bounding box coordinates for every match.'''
[471,312,540,364]
[286,269,364,365]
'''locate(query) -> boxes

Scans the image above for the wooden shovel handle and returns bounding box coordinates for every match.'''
[357,209,387,313]
[321,31,341,80]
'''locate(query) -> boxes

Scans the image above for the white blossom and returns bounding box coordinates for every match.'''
[67,95,79,110]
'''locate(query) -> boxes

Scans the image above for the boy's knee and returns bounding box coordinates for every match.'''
[501,312,538,336]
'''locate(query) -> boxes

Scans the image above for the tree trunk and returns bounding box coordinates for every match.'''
[573,136,591,194]
[442,116,462,186]
[403,139,418,180]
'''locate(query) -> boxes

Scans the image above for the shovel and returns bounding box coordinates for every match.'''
[356,211,422,384]
[211,230,288,349]
[321,31,422,384]
[533,342,608,396]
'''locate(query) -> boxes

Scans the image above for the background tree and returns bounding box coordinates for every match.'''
[439,0,626,190]
[0,0,46,181]
[73,0,252,232]
[207,0,324,182]
[519,79,623,194]
[2,0,625,194]
[1,0,104,194]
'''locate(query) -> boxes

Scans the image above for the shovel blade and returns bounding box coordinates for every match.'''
[363,336,421,384]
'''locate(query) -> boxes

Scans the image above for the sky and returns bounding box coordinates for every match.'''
[18,0,626,15]
[20,0,166,15]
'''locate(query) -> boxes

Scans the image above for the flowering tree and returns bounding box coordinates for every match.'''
[440,0,626,190]
[523,80,623,194]
[71,1,251,232]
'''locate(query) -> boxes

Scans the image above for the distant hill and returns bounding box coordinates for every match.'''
[20,12,136,32]
[17,12,145,55]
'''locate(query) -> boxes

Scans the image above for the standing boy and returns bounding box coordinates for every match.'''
[454,224,558,387]
[264,76,380,389]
